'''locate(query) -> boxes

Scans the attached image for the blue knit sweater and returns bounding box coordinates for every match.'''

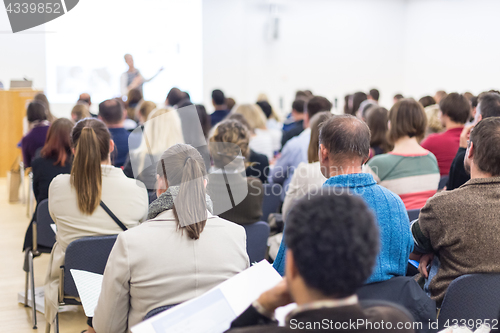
[272,173,413,284]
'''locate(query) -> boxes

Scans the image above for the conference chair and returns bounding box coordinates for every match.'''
[438,175,449,190]
[242,221,270,264]
[143,304,179,320]
[407,208,421,222]
[24,199,56,329]
[438,273,500,331]
[262,183,282,222]
[47,235,118,333]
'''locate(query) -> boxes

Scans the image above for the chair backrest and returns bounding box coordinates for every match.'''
[262,183,282,222]
[407,208,420,222]
[438,273,500,330]
[438,175,449,190]
[36,199,56,249]
[242,221,270,264]
[63,235,118,297]
[143,304,178,320]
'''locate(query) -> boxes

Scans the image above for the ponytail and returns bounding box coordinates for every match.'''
[158,144,208,240]
[70,119,110,214]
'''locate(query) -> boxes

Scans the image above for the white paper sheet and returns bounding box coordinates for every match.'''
[50,223,57,234]
[70,269,103,317]
[132,260,283,333]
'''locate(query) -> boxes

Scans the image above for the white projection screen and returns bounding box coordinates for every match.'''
[44,0,203,104]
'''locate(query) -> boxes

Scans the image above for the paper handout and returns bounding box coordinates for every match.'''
[70,269,103,317]
[131,260,283,333]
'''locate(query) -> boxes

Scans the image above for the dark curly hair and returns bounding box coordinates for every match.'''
[285,191,379,297]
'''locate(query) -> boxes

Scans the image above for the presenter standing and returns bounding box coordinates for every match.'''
[120,54,163,97]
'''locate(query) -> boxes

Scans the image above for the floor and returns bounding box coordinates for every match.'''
[0,178,87,333]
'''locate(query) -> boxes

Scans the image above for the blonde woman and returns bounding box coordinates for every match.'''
[70,103,91,122]
[124,108,184,199]
[45,118,148,330]
[233,104,281,160]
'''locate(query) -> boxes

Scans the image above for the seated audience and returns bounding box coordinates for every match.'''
[211,89,230,127]
[365,106,390,158]
[434,90,447,104]
[273,115,413,284]
[70,103,91,122]
[281,111,332,220]
[195,104,211,139]
[393,93,404,104]
[421,93,470,176]
[125,88,143,121]
[98,99,131,168]
[207,120,264,225]
[412,117,500,306]
[226,113,269,184]
[44,118,148,328]
[418,95,436,108]
[127,101,157,151]
[447,92,500,190]
[368,88,380,103]
[281,99,305,147]
[343,93,353,114]
[93,144,249,332]
[78,92,91,107]
[34,92,57,123]
[424,103,444,134]
[23,118,74,251]
[21,101,50,168]
[350,91,368,116]
[257,100,282,132]
[233,104,280,160]
[165,87,184,107]
[367,99,440,210]
[269,96,332,200]
[228,192,414,333]
[124,108,184,201]
[226,97,236,111]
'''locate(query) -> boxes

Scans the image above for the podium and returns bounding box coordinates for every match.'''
[0,90,41,177]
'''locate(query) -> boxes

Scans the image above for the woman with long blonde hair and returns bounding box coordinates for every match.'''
[44,118,148,329]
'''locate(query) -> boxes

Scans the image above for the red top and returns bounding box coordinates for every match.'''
[421,127,463,176]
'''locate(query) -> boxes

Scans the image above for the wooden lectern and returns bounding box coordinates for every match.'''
[0,90,41,177]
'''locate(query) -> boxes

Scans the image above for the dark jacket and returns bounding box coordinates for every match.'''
[246,150,269,184]
[207,173,263,225]
[357,277,437,333]
[108,127,130,168]
[446,147,469,190]
[211,109,230,127]
[227,302,415,333]
[281,120,304,148]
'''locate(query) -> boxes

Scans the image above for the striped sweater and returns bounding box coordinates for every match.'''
[367,152,440,210]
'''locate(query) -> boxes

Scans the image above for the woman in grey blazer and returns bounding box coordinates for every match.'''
[93,144,249,333]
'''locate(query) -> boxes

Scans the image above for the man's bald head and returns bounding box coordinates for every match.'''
[99,99,124,125]
[79,93,91,106]
[319,115,371,165]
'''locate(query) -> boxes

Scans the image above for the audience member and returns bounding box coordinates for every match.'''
[281,99,305,147]
[351,91,368,116]
[367,99,439,209]
[447,92,500,189]
[281,111,332,220]
[34,92,57,123]
[412,117,500,306]
[393,93,404,104]
[176,91,193,108]
[424,103,444,134]
[357,99,378,120]
[274,115,413,284]
[70,103,91,122]
[125,88,143,121]
[434,90,447,104]
[165,87,184,107]
[124,108,184,201]
[21,101,50,168]
[211,89,230,127]
[138,101,156,125]
[257,100,282,132]
[78,93,91,106]
[127,101,157,151]
[195,104,211,139]
[365,106,390,158]
[226,97,236,111]
[229,192,414,333]
[226,113,270,184]
[418,96,436,108]
[421,93,469,176]
[269,96,332,200]
[207,120,264,225]
[22,118,74,251]
[93,144,249,332]
[344,94,353,114]
[233,104,280,160]
[44,118,148,327]
[98,99,130,168]
[368,88,380,103]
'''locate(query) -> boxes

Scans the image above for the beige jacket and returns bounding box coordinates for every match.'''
[44,165,149,323]
[93,210,249,333]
